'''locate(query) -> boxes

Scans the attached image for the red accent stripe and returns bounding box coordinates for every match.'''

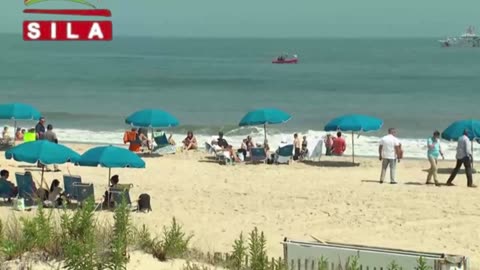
[23,9,112,17]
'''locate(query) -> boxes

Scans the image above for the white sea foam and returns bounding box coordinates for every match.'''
[7,126,479,161]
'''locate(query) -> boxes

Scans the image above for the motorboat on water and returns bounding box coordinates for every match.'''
[439,26,480,47]
[272,54,298,64]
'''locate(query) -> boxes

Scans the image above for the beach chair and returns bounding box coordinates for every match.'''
[0,182,15,201]
[73,182,102,210]
[305,139,323,161]
[63,175,82,200]
[275,144,294,164]
[205,142,226,160]
[109,183,134,209]
[110,188,133,208]
[249,147,267,164]
[15,172,36,207]
[152,133,176,155]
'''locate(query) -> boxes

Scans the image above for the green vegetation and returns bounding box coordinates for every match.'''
[0,203,443,270]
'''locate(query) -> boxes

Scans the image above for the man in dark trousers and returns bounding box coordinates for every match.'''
[35,117,47,169]
[446,129,476,187]
[35,117,46,140]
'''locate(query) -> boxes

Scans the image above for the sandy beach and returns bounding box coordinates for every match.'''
[1,143,479,269]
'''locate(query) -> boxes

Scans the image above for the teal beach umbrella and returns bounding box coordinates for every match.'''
[76,145,145,185]
[239,108,291,141]
[324,114,383,163]
[441,119,480,141]
[5,140,80,186]
[442,119,480,167]
[0,103,41,145]
[125,109,179,128]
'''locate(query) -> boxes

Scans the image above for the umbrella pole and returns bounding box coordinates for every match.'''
[108,167,111,186]
[41,166,45,189]
[264,124,267,143]
[107,167,112,207]
[13,120,17,146]
[352,131,355,164]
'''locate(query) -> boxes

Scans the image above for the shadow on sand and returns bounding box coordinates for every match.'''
[303,160,360,168]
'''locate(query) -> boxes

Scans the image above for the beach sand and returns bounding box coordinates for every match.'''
[1,143,479,269]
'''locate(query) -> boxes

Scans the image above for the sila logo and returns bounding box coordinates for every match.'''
[23,0,112,41]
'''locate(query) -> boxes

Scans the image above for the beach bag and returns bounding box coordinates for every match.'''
[13,197,25,211]
[138,193,151,212]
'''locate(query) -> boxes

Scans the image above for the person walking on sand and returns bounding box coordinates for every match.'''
[379,128,401,184]
[426,130,444,186]
[446,129,476,187]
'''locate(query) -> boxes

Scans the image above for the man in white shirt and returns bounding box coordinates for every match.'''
[378,128,401,184]
[446,129,475,187]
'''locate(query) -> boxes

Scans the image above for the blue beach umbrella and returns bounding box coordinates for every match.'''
[0,103,41,120]
[442,119,480,166]
[0,103,41,145]
[125,109,179,128]
[5,140,80,186]
[76,145,145,185]
[441,119,480,141]
[239,108,291,141]
[324,114,383,163]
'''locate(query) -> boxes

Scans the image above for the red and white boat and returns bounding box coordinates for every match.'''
[272,54,298,64]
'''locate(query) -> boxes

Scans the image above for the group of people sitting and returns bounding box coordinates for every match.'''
[0,169,66,206]
[124,128,176,152]
[1,125,49,146]
[0,169,131,208]
[203,131,310,163]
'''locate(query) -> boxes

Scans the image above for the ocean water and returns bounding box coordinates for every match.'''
[1,34,480,160]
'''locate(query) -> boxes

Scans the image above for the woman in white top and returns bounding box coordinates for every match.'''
[48,179,65,207]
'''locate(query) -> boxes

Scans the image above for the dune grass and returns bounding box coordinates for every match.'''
[0,201,435,270]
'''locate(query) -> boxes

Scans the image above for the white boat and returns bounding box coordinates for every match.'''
[439,26,480,47]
